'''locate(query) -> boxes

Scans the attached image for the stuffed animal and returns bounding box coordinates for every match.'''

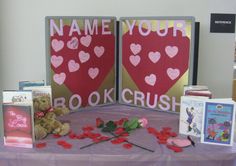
[33,96,70,140]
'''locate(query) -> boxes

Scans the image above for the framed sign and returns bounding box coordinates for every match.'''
[46,16,116,111]
[210,13,235,33]
[119,17,195,112]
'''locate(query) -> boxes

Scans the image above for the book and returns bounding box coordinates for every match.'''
[2,91,34,148]
[23,86,52,111]
[179,96,207,137]
[201,100,235,146]
[19,80,45,90]
[184,85,212,98]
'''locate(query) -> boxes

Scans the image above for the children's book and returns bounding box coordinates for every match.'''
[179,96,207,137]
[23,86,52,109]
[2,91,34,148]
[201,100,235,146]
[19,80,45,90]
[183,85,212,98]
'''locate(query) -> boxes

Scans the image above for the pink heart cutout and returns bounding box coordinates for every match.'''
[144,74,156,86]
[68,60,80,72]
[167,68,180,80]
[167,138,191,147]
[67,37,79,49]
[51,55,63,68]
[51,39,64,52]
[88,67,99,79]
[94,46,105,58]
[148,51,161,63]
[78,51,90,63]
[165,46,178,58]
[80,35,92,47]
[130,43,142,55]
[53,72,66,85]
[129,55,141,66]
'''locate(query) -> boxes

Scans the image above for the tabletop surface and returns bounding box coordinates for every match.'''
[0,104,236,166]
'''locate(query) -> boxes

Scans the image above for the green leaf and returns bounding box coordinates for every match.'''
[123,121,129,128]
[127,118,139,130]
[104,121,117,132]
[123,118,139,132]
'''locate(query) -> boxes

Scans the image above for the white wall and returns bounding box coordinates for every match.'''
[0,0,235,97]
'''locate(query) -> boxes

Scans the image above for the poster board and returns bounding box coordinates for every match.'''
[46,16,117,111]
[119,17,195,112]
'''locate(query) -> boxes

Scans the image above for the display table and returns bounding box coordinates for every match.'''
[0,104,236,166]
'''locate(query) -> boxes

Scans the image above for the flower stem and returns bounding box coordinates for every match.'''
[109,132,154,153]
[80,132,123,150]
[80,131,155,153]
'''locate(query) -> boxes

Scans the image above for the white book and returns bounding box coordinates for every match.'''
[179,96,207,137]
[2,90,34,148]
[23,86,52,109]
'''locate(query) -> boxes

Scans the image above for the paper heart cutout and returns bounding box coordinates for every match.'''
[68,60,80,72]
[94,46,105,58]
[165,46,178,58]
[51,39,64,52]
[80,35,92,47]
[78,51,90,63]
[67,37,79,49]
[148,51,161,63]
[129,55,141,66]
[167,138,191,148]
[167,68,180,80]
[130,43,142,55]
[51,55,63,68]
[145,74,156,86]
[88,67,99,79]
[53,72,66,85]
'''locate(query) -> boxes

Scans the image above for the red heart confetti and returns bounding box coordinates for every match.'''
[35,142,47,148]
[147,126,184,153]
[82,126,94,132]
[96,118,104,128]
[53,134,62,138]
[123,143,133,149]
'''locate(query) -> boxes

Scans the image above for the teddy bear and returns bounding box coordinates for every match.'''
[33,95,70,140]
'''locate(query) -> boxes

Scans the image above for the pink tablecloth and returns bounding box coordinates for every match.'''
[0,104,236,166]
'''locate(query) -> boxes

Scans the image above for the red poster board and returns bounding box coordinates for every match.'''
[46,17,116,110]
[119,17,195,112]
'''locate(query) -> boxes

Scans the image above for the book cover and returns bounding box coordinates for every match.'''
[179,96,206,137]
[23,86,52,109]
[201,101,235,146]
[2,91,34,148]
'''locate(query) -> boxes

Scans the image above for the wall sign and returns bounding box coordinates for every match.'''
[46,17,116,110]
[119,17,195,112]
[210,13,235,33]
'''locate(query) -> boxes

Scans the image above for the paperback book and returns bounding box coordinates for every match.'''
[179,96,207,137]
[184,85,212,98]
[19,80,45,90]
[23,86,52,109]
[2,91,34,148]
[201,100,235,146]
